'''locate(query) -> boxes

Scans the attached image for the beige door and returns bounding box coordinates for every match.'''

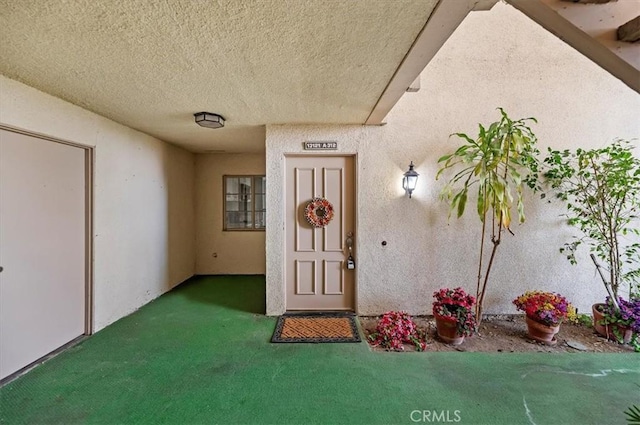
[285,155,355,310]
[0,128,87,381]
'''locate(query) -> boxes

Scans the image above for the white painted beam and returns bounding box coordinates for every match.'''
[365,0,498,125]
[618,15,640,43]
[560,0,617,3]
[507,0,640,94]
[406,75,421,93]
[541,0,639,72]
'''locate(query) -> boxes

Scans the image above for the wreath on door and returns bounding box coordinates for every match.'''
[304,197,334,228]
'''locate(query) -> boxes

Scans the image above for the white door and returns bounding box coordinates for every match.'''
[285,155,355,310]
[0,129,87,380]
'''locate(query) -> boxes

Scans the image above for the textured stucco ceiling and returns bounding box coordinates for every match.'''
[0,0,438,152]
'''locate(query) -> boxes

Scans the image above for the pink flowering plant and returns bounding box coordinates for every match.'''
[512,291,571,326]
[432,287,477,336]
[368,311,427,351]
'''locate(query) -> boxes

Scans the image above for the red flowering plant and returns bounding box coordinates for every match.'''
[432,287,477,336]
[512,291,571,326]
[368,311,427,351]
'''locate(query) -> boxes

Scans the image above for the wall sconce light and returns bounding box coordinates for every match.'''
[403,161,419,198]
[194,112,225,129]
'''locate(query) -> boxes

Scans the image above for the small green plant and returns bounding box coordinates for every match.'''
[436,108,540,326]
[568,312,592,327]
[625,404,640,424]
[367,311,427,351]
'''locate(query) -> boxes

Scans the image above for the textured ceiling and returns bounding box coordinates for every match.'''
[0,0,438,152]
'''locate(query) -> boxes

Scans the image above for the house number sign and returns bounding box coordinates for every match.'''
[304,141,338,150]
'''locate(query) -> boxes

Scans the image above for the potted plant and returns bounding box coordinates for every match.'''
[590,296,640,346]
[367,311,427,351]
[436,108,541,326]
[513,290,572,345]
[432,287,477,345]
[543,140,640,348]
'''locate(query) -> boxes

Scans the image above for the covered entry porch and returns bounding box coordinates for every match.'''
[0,276,636,424]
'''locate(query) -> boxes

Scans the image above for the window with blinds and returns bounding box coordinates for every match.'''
[223,175,266,230]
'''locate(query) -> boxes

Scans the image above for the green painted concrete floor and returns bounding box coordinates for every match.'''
[0,276,638,425]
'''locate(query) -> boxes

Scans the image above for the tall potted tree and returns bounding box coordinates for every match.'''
[436,108,540,326]
[543,140,640,346]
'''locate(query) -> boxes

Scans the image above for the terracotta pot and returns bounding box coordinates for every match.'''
[592,303,633,344]
[592,303,609,337]
[434,313,465,345]
[525,316,559,345]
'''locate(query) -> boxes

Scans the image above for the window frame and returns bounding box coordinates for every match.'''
[223,175,266,231]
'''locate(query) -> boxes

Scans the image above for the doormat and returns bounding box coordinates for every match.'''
[271,312,361,343]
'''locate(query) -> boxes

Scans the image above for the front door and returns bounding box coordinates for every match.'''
[285,155,355,310]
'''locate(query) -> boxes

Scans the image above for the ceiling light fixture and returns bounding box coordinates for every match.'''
[194,112,225,129]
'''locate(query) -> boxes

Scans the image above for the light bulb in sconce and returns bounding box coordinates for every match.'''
[403,161,419,198]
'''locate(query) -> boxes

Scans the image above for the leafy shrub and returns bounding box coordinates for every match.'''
[436,109,540,326]
[368,311,427,351]
[543,140,640,311]
[567,311,591,327]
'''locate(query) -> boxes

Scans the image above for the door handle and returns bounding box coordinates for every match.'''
[346,232,355,270]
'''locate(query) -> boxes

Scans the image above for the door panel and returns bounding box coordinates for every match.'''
[0,129,86,380]
[286,156,355,310]
[323,167,343,252]
[323,260,344,295]
[295,167,316,252]
[295,260,316,295]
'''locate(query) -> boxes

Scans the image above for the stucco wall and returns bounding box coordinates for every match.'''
[0,75,196,331]
[195,153,266,274]
[265,2,640,316]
